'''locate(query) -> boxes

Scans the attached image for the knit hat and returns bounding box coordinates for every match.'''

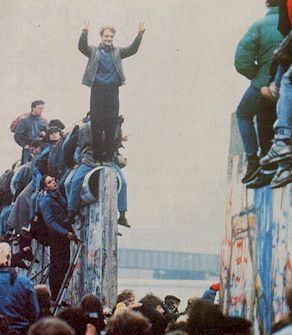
[49,119,65,130]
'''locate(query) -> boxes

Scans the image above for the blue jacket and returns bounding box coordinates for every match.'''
[14,113,47,147]
[39,190,68,236]
[0,267,39,332]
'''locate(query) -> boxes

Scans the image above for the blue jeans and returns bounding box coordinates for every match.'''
[112,163,127,212]
[67,164,92,212]
[64,167,79,200]
[236,85,276,156]
[21,148,31,164]
[274,65,292,139]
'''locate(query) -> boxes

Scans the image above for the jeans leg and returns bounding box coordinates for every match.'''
[112,163,127,211]
[236,85,261,155]
[21,148,31,164]
[274,65,292,139]
[67,164,92,212]
[64,168,78,200]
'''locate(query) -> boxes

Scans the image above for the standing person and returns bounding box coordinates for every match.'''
[0,242,39,334]
[14,100,47,164]
[78,21,145,163]
[39,175,78,302]
[234,0,283,186]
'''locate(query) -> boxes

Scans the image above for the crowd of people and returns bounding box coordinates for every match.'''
[235,0,292,189]
[0,20,147,303]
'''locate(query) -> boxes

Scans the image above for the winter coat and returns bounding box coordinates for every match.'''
[0,267,39,333]
[14,113,47,147]
[39,190,68,237]
[78,30,143,87]
[234,7,283,89]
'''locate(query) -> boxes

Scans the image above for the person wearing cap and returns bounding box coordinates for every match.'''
[162,295,181,316]
[78,21,145,163]
[14,100,47,164]
[38,175,78,302]
[0,242,39,334]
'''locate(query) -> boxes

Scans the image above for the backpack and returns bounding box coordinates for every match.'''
[63,125,80,169]
[10,113,48,132]
[0,170,14,206]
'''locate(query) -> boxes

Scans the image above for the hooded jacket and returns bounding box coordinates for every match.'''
[234,7,283,88]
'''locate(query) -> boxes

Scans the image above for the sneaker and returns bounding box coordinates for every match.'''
[260,140,292,165]
[246,170,275,189]
[271,167,292,189]
[242,155,261,184]
[118,216,131,228]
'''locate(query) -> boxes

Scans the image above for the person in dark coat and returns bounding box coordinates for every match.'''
[14,100,47,164]
[39,175,78,301]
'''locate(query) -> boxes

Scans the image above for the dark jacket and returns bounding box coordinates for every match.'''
[14,113,47,147]
[78,30,143,87]
[39,190,68,236]
[234,7,283,88]
[0,267,39,333]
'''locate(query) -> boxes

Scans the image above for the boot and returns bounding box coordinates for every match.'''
[118,211,131,228]
[242,154,260,184]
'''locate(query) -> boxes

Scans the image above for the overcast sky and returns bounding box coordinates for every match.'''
[0,0,267,255]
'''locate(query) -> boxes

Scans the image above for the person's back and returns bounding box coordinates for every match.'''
[0,243,39,334]
[235,4,283,88]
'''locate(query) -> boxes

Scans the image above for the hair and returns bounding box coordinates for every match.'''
[58,307,88,335]
[137,305,167,335]
[166,321,188,334]
[80,294,105,332]
[187,299,225,335]
[28,317,75,335]
[266,0,279,7]
[40,175,49,191]
[164,295,181,304]
[99,26,116,36]
[31,100,45,111]
[106,310,151,335]
[116,289,135,304]
[139,293,162,309]
[35,284,52,317]
[0,242,11,267]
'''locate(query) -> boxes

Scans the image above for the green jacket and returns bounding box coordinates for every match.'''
[234,7,284,89]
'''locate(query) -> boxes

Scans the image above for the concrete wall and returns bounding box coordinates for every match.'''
[221,113,292,334]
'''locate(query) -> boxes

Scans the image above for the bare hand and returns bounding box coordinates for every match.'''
[138,21,145,34]
[83,20,90,31]
[122,135,128,142]
[24,144,30,149]
[85,323,97,335]
[67,232,79,243]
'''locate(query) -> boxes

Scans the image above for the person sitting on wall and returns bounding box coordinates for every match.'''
[14,100,47,164]
[234,0,283,188]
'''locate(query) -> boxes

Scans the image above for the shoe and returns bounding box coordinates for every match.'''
[260,140,292,165]
[242,155,261,184]
[118,216,131,228]
[64,210,76,225]
[271,167,292,189]
[246,170,275,189]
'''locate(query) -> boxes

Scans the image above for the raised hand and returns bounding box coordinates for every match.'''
[83,20,90,31]
[138,21,145,34]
